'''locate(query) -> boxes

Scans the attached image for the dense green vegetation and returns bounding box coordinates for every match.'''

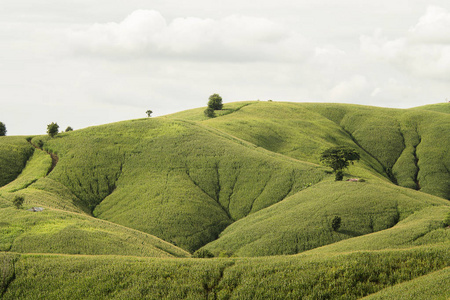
[0,208,188,257]
[189,101,450,200]
[0,137,34,187]
[202,181,448,256]
[1,245,449,299]
[26,118,325,252]
[0,101,449,298]
[363,267,450,300]
[414,103,450,114]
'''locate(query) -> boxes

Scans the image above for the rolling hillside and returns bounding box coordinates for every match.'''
[0,101,449,299]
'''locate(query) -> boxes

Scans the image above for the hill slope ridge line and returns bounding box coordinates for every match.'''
[28,140,58,176]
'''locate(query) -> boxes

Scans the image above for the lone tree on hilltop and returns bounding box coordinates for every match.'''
[208,94,223,110]
[320,146,360,181]
[13,195,24,209]
[146,110,153,117]
[0,122,6,136]
[65,126,73,132]
[47,122,59,138]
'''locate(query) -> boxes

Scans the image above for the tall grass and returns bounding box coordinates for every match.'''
[26,118,325,252]
[0,148,51,193]
[2,245,449,299]
[305,205,450,255]
[0,207,189,257]
[179,101,450,200]
[414,102,450,114]
[0,137,34,187]
[0,101,449,298]
[203,181,449,256]
[362,267,450,300]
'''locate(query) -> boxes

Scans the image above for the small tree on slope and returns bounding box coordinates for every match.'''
[331,216,341,231]
[13,196,24,209]
[320,146,360,181]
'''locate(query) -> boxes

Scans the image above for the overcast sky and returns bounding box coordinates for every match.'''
[1,1,450,135]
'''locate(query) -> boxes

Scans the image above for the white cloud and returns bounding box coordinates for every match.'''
[329,75,370,102]
[69,10,311,62]
[313,45,346,64]
[361,6,450,80]
[409,6,450,44]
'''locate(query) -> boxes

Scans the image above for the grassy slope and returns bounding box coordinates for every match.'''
[202,181,449,256]
[178,101,449,200]
[0,137,190,258]
[2,202,448,298]
[34,118,326,252]
[0,207,189,258]
[0,137,34,187]
[2,101,448,257]
[303,205,450,255]
[362,267,450,300]
[0,101,449,299]
[0,145,85,213]
[2,244,449,299]
[414,102,450,114]
[166,101,449,256]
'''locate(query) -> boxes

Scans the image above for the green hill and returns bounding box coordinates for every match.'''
[0,101,449,298]
[89,120,325,252]
[189,101,450,200]
[414,102,450,114]
[202,181,448,256]
[362,267,450,300]
[0,207,189,257]
[2,117,326,252]
[0,137,34,188]
[2,244,449,299]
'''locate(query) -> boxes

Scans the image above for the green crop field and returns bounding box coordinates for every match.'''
[362,267,450,300]
[0,101,449,299]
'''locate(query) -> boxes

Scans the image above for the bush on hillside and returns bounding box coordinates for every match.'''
[444,212,450,227]
[331,216,341,231]
[13,196,24,209]
[208,94,223,110]
[192,249,214,258]
[204,107,216,118]
[47,122,59,138]
[0,122,6,136]
[65,126,73,132]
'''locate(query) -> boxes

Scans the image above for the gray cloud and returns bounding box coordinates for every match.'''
[68,10,312,62]
[361,6,450,80]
